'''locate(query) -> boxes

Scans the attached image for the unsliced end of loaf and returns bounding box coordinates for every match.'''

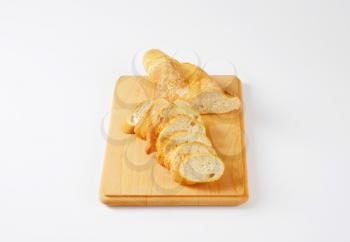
[191,92,241,114]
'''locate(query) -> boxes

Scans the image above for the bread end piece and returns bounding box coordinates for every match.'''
[192,92,241,114]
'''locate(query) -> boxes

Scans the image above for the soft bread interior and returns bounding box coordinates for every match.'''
[192,92,241,114]
[179,154,224,183]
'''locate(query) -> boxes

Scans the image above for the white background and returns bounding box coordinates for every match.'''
[1,0,349,241]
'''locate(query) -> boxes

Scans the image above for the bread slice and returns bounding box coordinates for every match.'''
[134,98,171,139]
[121,100,152,134]
[160,133,212,169]
[145,103,202,154]
[168,141,216,172]
[181,63,241,114]
[172,153,224,185]
[155,115,206,155]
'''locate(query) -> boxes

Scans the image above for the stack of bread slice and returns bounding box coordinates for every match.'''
[122,98,224,185]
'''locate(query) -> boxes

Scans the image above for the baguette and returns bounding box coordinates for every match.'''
[121,98,225,185]
[143,49,241,114]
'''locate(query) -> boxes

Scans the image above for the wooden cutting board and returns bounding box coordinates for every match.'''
[99,75,248,206]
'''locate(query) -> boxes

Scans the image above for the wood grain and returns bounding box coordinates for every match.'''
[99,75,248,206]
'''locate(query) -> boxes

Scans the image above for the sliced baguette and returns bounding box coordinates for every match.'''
[121,100,152,134]
[155,115,206,155]
[160,132,212,169]
[172,153,224,185]
[168,141,216,172]
[145,104,202,154]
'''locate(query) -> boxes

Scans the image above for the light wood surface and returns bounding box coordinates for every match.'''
[99,75,248,206]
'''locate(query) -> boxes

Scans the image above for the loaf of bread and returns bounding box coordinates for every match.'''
[143,49,240,114]
[122,98,224,184]
[119,49,244,184]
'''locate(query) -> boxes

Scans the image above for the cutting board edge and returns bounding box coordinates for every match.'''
[100,190,249,206]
